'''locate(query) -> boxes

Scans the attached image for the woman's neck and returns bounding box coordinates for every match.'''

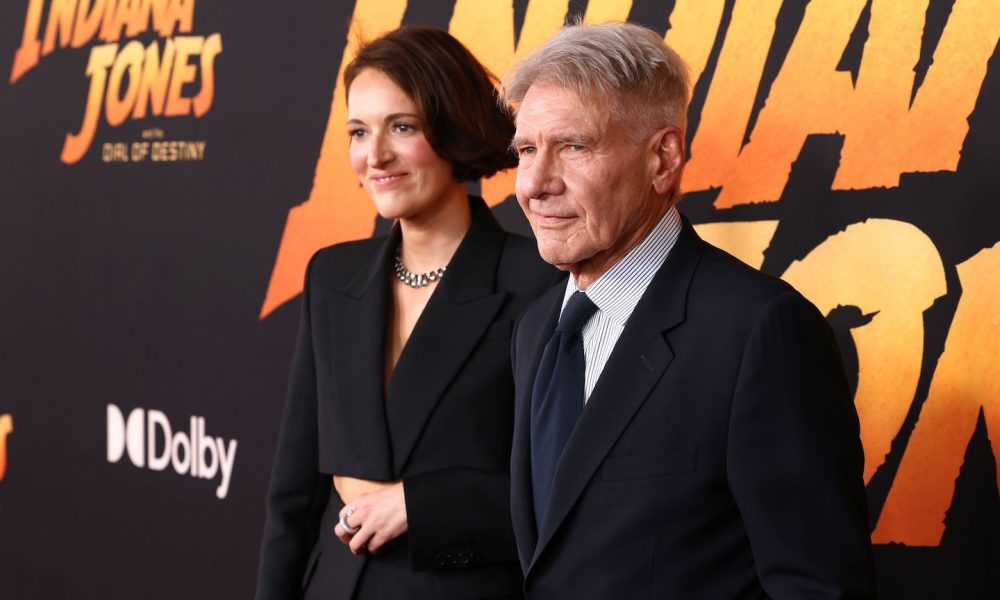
[398,185,472,271]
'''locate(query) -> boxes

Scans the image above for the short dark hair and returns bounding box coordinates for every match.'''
[344,25,517,182]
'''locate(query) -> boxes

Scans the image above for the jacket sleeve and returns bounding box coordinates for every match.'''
[727,291,877,599]
[403,466,518,570]
[255,255,328,599]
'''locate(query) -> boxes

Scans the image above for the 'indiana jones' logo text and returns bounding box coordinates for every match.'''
[8,0,223,164]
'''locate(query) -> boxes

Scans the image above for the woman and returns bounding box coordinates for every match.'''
[256,26,559,600]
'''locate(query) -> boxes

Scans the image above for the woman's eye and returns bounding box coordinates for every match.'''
[348,129,367,139]
[393,122,416,133]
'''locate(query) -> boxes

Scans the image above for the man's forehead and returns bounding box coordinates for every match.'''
[513,83,609,135]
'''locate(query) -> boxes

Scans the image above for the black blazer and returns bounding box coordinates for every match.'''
[257,198,560,600]
[510,218,876,599]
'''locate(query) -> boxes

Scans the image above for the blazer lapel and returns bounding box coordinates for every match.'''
[324,230,397,479]
[510,286,563,572]
[528,220,707,573]
[385,199,509,474]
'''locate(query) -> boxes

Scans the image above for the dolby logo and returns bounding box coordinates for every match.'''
[106,404,237,499]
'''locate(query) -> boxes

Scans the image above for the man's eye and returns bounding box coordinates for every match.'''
[569,144,586,152]
[518,146,536,156]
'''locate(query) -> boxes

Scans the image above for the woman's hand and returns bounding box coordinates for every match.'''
[334,480,408,555]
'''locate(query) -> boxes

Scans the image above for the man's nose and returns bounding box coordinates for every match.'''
[516,149,564,200]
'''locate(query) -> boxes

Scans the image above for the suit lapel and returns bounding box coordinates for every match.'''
[510,286,564,572]
[385,199,509,474]
[528,220,707,573]
[324,230,397,478]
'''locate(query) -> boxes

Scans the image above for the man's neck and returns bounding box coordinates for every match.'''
[567,206,671,290]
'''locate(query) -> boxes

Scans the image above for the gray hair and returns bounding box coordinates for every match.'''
[501,22,690,138]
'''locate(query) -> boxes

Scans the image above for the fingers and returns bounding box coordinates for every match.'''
[335,503,374,555]
[335,505,360,546]
[334,521,353,545]
[364,522,398,554]
[349,521,375,555]
[334,483,408,555]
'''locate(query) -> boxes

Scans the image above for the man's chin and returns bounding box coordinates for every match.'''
[537,249,574,269]
[541,255,580,275]
[536,240,575,265]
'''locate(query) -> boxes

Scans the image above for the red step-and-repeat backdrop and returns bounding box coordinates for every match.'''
[1,1,997,597]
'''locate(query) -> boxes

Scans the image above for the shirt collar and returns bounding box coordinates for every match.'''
[562,205,683,326]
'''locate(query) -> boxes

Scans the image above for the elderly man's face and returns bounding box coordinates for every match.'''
[512,83,673,284]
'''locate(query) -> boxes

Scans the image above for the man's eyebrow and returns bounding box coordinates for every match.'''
[510,135,531,151]
[552,133,596,146]
[509,132,597,152]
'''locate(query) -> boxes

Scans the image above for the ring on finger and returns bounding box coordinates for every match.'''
[339,507,360,535]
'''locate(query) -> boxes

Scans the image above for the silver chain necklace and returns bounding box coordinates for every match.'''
[393,244,447,288]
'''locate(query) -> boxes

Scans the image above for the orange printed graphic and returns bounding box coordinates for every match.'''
[662,0,726,97]
[694,0,866,206]
[688,0,1000,207]
[694,221,778,269]
[691,221,779,270]
[781,220,947,483]
[0,414,12,481]
[836,0,1000,190]
[684,0,783,195]
[872,244,1000,546]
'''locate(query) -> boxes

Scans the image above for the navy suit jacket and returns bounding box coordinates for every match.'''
[510,217,876,599]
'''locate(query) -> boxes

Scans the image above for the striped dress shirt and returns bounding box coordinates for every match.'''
[559,205,683,402]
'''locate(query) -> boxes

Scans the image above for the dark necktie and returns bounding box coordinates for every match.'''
[530,291,598,530]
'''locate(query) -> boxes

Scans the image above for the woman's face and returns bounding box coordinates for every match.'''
[347,68,459,222]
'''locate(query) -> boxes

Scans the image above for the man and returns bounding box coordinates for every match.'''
[503,22,876,599]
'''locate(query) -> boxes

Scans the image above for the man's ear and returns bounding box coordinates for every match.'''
[649,126,685,196]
